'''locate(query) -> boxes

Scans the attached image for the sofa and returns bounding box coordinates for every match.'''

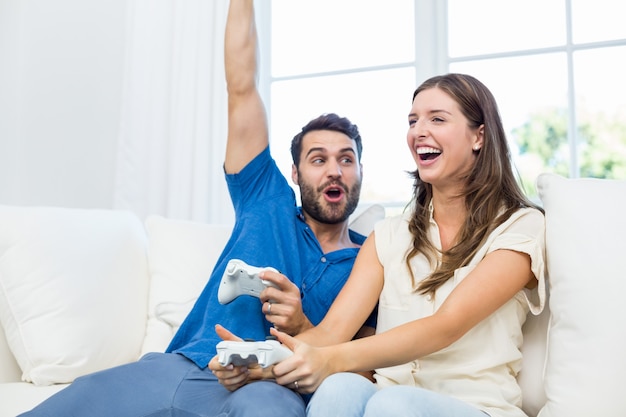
[1,173,625,416]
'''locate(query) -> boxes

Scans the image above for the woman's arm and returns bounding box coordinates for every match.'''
[272,247,535,393]
[294,233,384,347]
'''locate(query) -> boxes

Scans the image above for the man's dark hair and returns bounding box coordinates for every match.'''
[290,113,362,168]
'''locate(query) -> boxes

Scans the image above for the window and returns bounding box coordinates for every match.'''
[263,0,420,214]
[263,0,626,209]
[448,0,626,195]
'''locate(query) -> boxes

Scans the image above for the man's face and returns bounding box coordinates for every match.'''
[292,130,363,225]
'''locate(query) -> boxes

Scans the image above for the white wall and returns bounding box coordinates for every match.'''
[0,0,128,208]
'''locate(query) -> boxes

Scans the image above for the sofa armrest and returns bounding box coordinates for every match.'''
[0,322,21,383]
[0,383,68,417]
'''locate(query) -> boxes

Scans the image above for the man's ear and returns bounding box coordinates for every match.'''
[291,164,299,185]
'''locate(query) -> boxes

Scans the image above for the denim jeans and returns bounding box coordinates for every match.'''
[19,352,305,417]
[307,372,488,417]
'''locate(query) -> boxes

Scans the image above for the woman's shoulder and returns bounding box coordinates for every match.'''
[496,206,546,237]
[509,206,545,225]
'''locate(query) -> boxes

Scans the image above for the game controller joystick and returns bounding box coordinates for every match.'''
[217,259,279,304]
[216,338,293,368]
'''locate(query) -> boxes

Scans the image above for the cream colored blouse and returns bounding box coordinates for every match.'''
[373,207,546,417]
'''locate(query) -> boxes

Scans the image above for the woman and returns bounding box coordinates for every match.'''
[270,73,546,417]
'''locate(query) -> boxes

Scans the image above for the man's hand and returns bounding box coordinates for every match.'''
[208,325,250,391]
[259,271,313,335]
[208,356,251,392]
[209,325,278,391]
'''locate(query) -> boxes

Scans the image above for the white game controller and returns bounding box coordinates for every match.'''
[216,338,293,368]
[217,259,279,304]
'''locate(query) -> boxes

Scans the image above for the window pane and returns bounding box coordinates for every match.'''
[450,54,568,197]
[574,46,626,179]
[271,0,414,77]
[572,0,626,44]
[447,0,565,57]
[270,68,417,208]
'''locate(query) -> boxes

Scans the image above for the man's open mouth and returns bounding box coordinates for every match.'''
[323,185,345,203]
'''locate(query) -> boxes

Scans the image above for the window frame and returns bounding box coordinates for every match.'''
[258,0,626,204]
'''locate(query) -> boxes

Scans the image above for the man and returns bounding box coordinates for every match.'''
[19,0,372,416]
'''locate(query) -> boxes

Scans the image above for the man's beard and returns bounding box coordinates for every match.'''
[299,178,362,225]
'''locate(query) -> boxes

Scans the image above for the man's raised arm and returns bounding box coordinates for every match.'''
[224,0,268,174]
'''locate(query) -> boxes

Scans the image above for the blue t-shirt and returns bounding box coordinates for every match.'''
[167,147,370,368]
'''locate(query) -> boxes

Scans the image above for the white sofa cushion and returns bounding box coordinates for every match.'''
[0,322,21,383]
[0,205,149,386]
[536,174,626,416]
[141,216,232,355]
[348,203,385,237]
[518,303,549,416]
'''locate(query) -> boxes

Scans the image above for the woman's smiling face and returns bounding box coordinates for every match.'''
[407,87,483,192]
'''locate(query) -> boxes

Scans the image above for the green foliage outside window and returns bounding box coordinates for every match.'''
[512,107,626,196]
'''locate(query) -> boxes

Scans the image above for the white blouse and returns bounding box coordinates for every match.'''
[373,206,546,417]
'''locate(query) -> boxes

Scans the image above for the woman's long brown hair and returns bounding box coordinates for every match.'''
[405,73,543,296]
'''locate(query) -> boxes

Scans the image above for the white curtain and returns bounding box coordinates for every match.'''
[114,0,234,225]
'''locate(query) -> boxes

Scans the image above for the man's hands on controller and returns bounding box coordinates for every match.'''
[210,266,313,391]
[258,270,313,336]
[217,259,312,335]
[209,325,277,392]
[211,267,310,391]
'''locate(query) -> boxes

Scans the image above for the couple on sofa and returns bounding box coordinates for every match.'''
[20,1,545,416]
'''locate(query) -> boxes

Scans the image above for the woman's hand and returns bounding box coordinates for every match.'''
[269,327,336,394]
